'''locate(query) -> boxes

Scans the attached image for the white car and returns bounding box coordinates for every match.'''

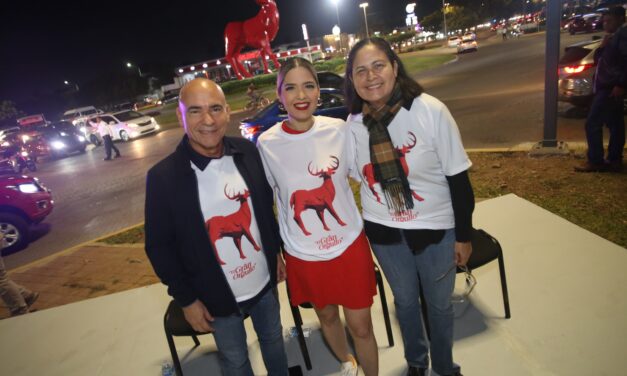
[457,37,478,53]
[447,36,462,48]
[463,32,476,41]
[86,110,161,142]
[62,106,103,127]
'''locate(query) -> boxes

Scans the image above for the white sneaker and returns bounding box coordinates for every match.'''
[340,354,358,376]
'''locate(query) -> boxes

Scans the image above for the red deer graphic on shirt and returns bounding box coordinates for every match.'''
[362,132,425,204]
[206,185,261,265]
[290,156,347,236]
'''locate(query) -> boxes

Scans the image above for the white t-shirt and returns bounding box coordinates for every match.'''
[257,116,363,261]
[192,156,270,302]
[348,94,471,229]
[90,120,112,137]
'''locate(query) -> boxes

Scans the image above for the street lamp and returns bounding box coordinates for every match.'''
[64,80,79,91]
[360,3,370,37]
[126,62,144,77]
[442,1,449,37]
[331,0,343,52]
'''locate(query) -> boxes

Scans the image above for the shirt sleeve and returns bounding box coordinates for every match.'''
[432,101,472,176]
[445,170,474,242]
[343,122,361,181]
[256,140,277,189]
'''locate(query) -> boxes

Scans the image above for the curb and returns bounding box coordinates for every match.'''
[9,222,145,274]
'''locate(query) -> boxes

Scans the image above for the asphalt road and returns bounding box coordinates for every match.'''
[4,31,603,269]
[416,31,601,148]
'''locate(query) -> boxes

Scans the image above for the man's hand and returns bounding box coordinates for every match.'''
[610,86,625,98]
[277,254,287,283]
[454,241,472,266]
[182,300,214,333]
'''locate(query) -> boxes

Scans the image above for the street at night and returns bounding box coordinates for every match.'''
[3,30,606,269]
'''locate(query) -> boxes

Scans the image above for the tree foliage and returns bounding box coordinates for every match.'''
[0,100,23,122]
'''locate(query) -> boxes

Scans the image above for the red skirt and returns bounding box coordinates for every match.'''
[284,231,377,310]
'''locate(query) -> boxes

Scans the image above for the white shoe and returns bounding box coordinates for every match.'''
[340,354,358,376]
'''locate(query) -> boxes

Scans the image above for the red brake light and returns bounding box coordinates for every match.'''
[564,64,592,74]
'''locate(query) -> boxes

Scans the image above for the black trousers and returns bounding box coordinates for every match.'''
[103,135,120,159]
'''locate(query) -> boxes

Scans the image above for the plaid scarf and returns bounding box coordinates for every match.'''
[362,84,414,213]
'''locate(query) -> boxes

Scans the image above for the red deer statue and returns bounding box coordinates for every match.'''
[224,0,281,80]
[206,185,261,265]
[290,156,347,236]
[363,132,425,204]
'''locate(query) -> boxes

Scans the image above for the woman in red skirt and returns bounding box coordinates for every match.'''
[257,57,378,376]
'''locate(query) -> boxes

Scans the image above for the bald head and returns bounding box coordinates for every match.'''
[176,78,231,158]
[179,78,226,108]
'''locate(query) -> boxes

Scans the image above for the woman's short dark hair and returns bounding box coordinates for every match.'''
[276,57,319,95]
[344,37,423,114]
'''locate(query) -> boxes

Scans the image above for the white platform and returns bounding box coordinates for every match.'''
[1,194,625,376]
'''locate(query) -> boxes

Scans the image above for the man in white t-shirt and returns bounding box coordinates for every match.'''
[89,116,120,161]
[145,79,288,375]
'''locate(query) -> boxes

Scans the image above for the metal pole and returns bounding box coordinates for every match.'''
[442,0,448,37]
[362,6,369,37]
[335,3,343,52]
[542,0,560,147]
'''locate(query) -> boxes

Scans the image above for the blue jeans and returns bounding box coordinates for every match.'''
[211,288,288,376]
[585,89,625,164]
[371,229,460,376]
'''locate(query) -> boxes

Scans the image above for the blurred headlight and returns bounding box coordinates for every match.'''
[20,151,28,157]
[60,132,68,136]
[78,135,86,142]
[18,183,39,193]
[80,127,87,134]
[22,135,31,142]
[1,141,9,147]
[51,140,66,149]
[128,123,138,128]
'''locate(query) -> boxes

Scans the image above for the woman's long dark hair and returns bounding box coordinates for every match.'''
[344,37,423,114]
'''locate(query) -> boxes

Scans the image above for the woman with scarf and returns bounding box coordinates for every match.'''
[345,38,474,376]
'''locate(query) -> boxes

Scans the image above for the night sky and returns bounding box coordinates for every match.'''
[0,0,441,113]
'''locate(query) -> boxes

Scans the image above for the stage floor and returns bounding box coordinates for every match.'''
[1,194,625,375]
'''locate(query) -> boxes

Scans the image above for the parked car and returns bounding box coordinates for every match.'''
[447,36,462,48]
[22,124,87,160]
[239,87,348,142]
[457,36,478,53]
[0,174,53,252]
[159,92,179,105]
[317,71,345,90]
[87,110,161,142]
[568,14,603,34]
[558,39,601,107]
[558,38,627,112]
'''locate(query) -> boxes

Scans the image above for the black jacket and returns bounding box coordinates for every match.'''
[594,26,627,91]
[144,136,281,316]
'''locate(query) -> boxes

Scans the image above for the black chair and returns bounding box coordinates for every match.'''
[163,300,212,376]
[421,228,511,339]
[289,264,394,371]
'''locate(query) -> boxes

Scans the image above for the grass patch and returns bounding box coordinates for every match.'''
[102,152,627,248]
[399,53,455,73]
[102,225,145,245]
[468,152,627,248]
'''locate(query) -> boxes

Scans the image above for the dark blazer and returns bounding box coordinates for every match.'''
[594,26,627,91]
[144,136,281,316]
